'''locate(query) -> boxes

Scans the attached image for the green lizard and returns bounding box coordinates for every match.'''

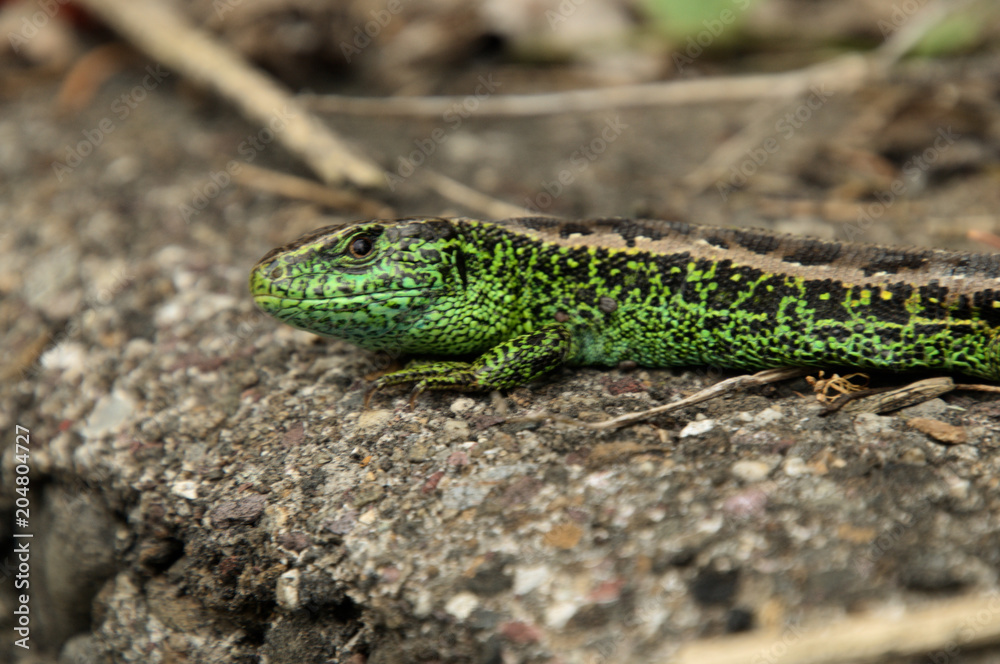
[249,217,1000,402]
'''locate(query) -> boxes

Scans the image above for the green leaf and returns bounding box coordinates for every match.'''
[909,15,983,56]
[641,0,756,42]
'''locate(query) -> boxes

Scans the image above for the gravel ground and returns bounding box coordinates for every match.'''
[3,51,1000,663]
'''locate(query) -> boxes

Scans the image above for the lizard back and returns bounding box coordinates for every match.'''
[463,218,1000,379]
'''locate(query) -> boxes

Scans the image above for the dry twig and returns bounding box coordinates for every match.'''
[232,164,393,218]
[418,170,532,219]
[672,593,1000,664]
[303,1,975,122]
[682,0,977,193]
[969,229,1000,251]
[507,368,808,431]
[75,0,384,188]
[303,55,871,118]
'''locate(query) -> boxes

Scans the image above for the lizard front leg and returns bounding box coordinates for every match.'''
[365,324,574,406]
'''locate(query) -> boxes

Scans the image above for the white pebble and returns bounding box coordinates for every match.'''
[679,419,716,438]
[783,457,809,477]
[450,397,476,414]
[731,460,773,482]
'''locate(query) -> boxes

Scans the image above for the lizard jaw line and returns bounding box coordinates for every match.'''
[252,289,434,309]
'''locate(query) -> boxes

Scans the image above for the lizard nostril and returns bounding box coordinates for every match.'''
[270,266,283,279]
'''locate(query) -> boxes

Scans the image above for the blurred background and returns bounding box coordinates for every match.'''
[2,0,998,238]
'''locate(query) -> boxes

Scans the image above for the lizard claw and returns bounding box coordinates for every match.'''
[364,378,427,410]
[408,382,428,409]
[363,381,382,409]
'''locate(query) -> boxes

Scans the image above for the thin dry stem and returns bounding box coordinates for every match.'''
[75,0,384,188]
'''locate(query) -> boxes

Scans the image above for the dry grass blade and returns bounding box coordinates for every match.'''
[832,376,955,414]
[74,0,384,188]
[418,170,532,219]
[587,368,808,431]
[56,43,134,113]
[303,1,981,120]
[233,164,393,218]
[969,229,1000,251]
[672,593,1000,664]
[302,56,871,118]
[683,0,978,193]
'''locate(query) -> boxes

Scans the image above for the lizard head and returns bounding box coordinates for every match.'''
[249,218,464,351]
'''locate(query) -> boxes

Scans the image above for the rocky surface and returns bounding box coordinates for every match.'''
[3,49,1000,664]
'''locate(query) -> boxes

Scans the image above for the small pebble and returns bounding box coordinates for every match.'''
[723,488,769,518]
[731,460,773,483]
[275,570,300,610]
[853,412,895,439]
[357,409,393,430]
[783,457,808,477]
[679,419,716,438]
[171,480,198,500]
[899,447,927,465]
[450,397,476,414]
[81,391,135,439]
[907,417,967,445]
[445,592,479,620]
[442,419,471,442]
[752,408,783,427]
[898,398,949,420]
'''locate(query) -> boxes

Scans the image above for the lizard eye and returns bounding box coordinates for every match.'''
[348,236,375,258]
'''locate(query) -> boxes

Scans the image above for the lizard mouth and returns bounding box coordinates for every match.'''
[252,295,368,315]
[252,288,432,304]
[252,290,436,343]
[251,289,437,321]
